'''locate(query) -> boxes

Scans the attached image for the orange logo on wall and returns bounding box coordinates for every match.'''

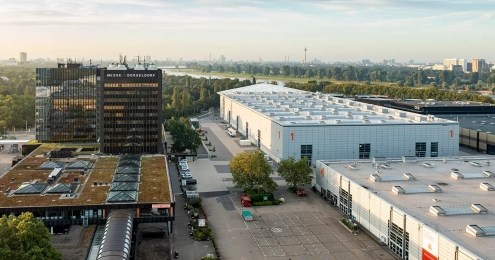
[320,168,324,177]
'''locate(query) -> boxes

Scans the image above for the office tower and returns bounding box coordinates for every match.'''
[472,59,486,73]
[20,52,27,64]
[408,59,414,64]
[220,55,226,63]
[99,63,162,154]
[362,59,370,65]
[35,62,98,142]
[390,59,396,64]
[145,55,151,63]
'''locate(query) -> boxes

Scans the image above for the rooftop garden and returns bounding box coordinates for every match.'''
[139,156,171,203]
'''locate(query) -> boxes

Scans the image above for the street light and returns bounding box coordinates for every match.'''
[3,126,5,136]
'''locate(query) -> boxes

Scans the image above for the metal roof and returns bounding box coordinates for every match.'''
[320,156,495,259]
[439,114,495,133]
[218,84,457,126]
[97,209,133,260]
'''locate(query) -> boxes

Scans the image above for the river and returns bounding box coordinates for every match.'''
[159,68,287,86]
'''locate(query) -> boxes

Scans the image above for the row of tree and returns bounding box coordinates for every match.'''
[187,62,495,88]
[229,151,313,194]
[284,81,494,103]
[162,75,252,119]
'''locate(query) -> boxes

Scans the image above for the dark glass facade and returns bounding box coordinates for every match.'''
[35,67,98,142]
[99,69,162,154]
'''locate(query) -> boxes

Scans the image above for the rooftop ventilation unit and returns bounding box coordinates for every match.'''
[395,112,406,117]
[305,116,312,120]
[466,225,495,237]
[483,170,494,177]
[379,108,388,113]
[362,120,371,124]
[370,174,381,182]
[366,105,373,110]
[379,120,387,124]
[415,116,426,122]
[355,108,361,111]
[269,112,275,116]
[381,164,391,169]
[422,162,435,168]
[471,162,482,167]
[290,122,296,125]
[369,112,377,115]
[402,156,417,163]
[428,185,442,193]
[387,116,394,120]
[480,182,495,191]
[320,115,327,120]
[284,108,290,112]
[337,99,344,103]
[472,204,488,213]
[308,111,314,115]
[362,115,369,120]
[403,173,415,180]
[318,121,326,124]
[334,120,342,124]
[372,157,388,164]
[278,117,284,121]
[451,171,463,179]
[392,186,405,194]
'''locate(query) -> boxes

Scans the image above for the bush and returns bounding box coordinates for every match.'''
[201,254,219,260]
[288,187,297,193]
[250,193,274,202]
[193,227,213,239]
[189,197,202,208]
[252,201,274,206]
[342,218,359,231]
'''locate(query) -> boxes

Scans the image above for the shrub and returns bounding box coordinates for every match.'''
[189,197,202,208]
[250,193,274,202]
[212,146,216,152]
[342,218,359,231]
[252,201,274,206]
[288,187,297,193]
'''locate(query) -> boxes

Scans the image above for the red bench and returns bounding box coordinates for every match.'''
[296,188,307,197]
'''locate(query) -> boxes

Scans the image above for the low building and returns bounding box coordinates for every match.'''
[0,143,175,230]
[316,157,494,260]
[219,84,459,164]
[389,100,495,115]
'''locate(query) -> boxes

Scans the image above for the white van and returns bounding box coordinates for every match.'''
[227,128,236,137]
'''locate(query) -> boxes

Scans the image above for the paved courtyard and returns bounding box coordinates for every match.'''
[203,190,397,260]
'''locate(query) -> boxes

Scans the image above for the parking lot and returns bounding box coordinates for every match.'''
[177,121,396,259]
[203,190,396,260]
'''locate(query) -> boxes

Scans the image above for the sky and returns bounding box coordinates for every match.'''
[1,0,494,63]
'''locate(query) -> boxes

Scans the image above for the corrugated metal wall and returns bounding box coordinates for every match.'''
[316,162,485,260]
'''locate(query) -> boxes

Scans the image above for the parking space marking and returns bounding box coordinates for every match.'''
[279,211,324,255]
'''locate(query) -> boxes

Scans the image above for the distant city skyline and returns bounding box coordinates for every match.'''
[1,0,495,62]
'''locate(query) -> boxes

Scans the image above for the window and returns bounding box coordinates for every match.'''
[339,188,352,216]
[388,222,409,259]
[301,145,313,165]
[431,142,438,157]
[415,142,426,157]
[359,144,370,159]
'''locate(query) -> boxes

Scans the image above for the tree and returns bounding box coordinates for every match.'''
[263,66,271,76]
[469,72,480,85]
[0,212,62,260]
[229,151,277,194]
[167,118,202,153]
[277,157,313,190]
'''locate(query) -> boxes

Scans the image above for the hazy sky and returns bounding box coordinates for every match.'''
[1,0,494,63]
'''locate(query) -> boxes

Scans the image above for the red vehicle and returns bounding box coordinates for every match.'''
[241,193,252,207]
[296,188,307,197]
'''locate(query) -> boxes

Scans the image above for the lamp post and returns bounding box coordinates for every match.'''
[3,126,5,136]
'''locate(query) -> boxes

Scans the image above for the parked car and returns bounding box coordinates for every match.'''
[181,165,189,171]
[181,172,193,179]
[186,179,197,185]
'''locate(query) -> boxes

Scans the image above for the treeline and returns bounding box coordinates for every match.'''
[0,67,36,131]
[187,62,495,89]
[285,81,494,104]
[162,75,252,119]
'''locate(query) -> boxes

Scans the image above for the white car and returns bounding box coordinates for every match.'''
[181,165,189,171]
[181,172,193,179]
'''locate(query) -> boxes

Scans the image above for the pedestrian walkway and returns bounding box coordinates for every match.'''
[168,161,216,260]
